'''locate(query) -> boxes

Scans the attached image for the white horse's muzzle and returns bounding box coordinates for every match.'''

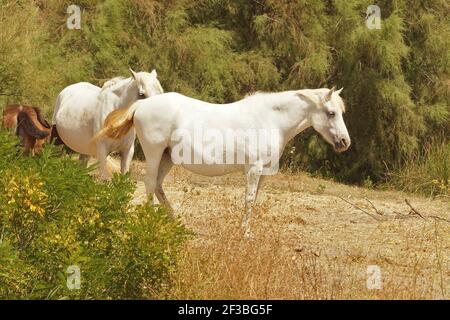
[334,136,351,153]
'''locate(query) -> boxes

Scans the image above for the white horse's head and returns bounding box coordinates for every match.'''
[298,87,351,153]
[129,68,164,98]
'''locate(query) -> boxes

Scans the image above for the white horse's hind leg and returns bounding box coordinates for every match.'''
[243,160,264,238]
[155,149,174,214]
[143,147,165,206]
[120,143,135,174]
[96,142,109,180]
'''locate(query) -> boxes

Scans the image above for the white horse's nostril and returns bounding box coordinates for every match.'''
[334,141,341,150]
[334,137,350,152]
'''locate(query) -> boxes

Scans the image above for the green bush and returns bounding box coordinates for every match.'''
[387,140,450,197]
[0,131,190,299]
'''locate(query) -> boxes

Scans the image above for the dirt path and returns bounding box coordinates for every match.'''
[130,161,449,299]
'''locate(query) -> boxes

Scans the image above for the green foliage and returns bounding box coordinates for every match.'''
[283,0,448,185]
[402,0,450,137]
[0,0,448,189]
[0,131,190,299]
[251,0,331,87]
[387,139,450,197]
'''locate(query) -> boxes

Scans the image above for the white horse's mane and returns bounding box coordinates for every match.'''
[101,77,130,91]
[242,91,286,101]
[244,91,263,98]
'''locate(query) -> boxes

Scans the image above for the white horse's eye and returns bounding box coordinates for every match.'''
[328,111,335,118]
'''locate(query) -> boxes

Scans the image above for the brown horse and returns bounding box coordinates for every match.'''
[2,104,62,155]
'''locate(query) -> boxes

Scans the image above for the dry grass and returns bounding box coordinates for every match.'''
[129,162,449,300]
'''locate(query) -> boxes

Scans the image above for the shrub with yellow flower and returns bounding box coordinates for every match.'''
[1,171,48,248]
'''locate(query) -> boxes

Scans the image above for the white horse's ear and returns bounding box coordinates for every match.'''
[336,87,343,95]
[325,86,336,101]
[297,90,320,106]
[129,68,137,80]
[150,69,157,77]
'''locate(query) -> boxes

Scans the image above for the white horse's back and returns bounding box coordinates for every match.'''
[135,92,261,131]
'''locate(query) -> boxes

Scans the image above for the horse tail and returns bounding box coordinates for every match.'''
[50,124,66,146]
[17,111,50,139]
[93,102,139,142]
[33,106,51,129]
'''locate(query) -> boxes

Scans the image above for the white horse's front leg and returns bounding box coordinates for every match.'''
[79,154,90,167]
[96,142,109,180]
[243,161,264,238]
[120,143,135,174]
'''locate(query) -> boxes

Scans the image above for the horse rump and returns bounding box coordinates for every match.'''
[2,105,19,130]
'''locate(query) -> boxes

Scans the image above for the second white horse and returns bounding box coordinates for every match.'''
[53,69,164,178]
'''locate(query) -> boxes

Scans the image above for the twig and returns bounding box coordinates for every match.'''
[399,199,450,223]
[404,199,426,220]
[365,197,384,215]
[429,216,450,223]
[0,225,5,244]
[433,194,450,199]
[337,196,382,221]
[0,92,22,97]
[394,210,450,223]
[393,211,418,220]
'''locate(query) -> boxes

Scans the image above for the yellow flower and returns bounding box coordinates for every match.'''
[37,208,45,216]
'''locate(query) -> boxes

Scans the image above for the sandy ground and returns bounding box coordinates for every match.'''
[127,161,449,299]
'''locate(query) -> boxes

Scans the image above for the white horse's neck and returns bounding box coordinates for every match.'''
[96,77,138,128]
[241,91,313,142]
[109,77,138,110]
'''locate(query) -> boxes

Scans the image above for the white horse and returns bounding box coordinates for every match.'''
[52,69,164,178]
[96,87,351,236]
